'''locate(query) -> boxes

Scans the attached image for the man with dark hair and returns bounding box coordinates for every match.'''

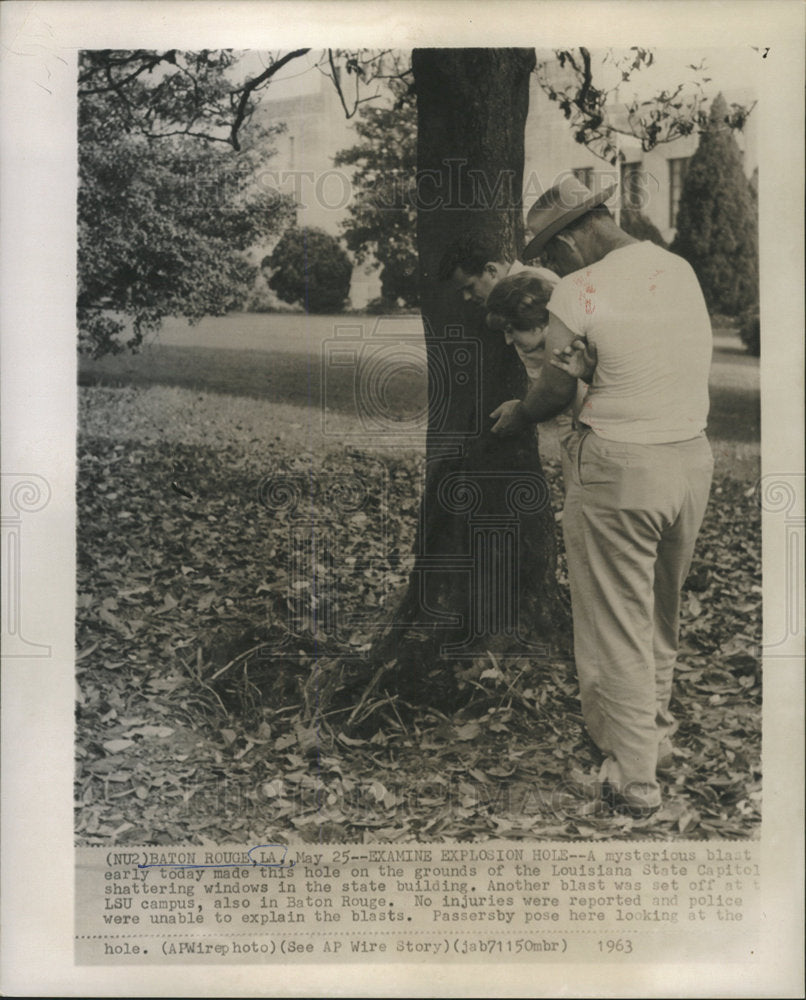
[491,175,714,818]
[438,232,527,305]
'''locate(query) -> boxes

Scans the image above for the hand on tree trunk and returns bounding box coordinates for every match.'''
[489,399,531,436]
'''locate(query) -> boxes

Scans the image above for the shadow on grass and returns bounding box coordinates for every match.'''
[79,341,759,444]
[79,343,428,420]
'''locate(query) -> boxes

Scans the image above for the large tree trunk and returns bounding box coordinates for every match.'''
[372,49,569,685]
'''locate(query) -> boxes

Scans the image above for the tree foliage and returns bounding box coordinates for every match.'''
[79,49,265,149]
[670,93,759,316]
[334,80,419,308]
[78,55,296,357]
[265,227,353,313]
[535,48,756,165]
[78,49,408,149]
[77,49,412,356]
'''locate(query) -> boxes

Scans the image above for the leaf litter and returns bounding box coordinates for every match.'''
[76,386,761,845]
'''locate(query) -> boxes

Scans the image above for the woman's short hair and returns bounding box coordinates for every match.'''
[486,269,559,332]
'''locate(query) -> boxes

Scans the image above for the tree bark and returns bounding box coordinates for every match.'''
[372,49,569,681]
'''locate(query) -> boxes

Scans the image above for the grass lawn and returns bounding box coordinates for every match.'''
[75,315,761,845]
[79,314,759,476]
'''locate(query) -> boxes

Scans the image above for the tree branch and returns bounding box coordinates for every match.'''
[79,50,177,94]
[328,48,352,119]
[229,47,311,150]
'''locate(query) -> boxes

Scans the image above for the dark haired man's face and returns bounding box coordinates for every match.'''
[449,263,504,305]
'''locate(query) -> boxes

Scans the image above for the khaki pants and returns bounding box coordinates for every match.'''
[562,430,713,808]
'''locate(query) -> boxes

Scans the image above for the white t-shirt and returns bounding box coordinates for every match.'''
[547,241,712,444]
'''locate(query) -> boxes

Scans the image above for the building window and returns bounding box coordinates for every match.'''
[668,157,690,228]
[572,166,594,189]
[621,162,643,211]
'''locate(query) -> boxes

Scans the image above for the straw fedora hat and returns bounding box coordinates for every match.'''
[522,176,617,260]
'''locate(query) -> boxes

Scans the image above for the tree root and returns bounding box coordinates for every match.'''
[344,660,396,730]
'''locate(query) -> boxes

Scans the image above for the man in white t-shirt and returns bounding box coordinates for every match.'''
[490,176,714,816]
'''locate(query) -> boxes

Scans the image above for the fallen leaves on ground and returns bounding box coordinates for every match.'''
[75,386,761,845]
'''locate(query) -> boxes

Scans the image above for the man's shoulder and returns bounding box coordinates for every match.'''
[554,263,592,288]
[625,240,691,271]
[641,243,705,289]
[600,241,698,282]
[552,263,602,299]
